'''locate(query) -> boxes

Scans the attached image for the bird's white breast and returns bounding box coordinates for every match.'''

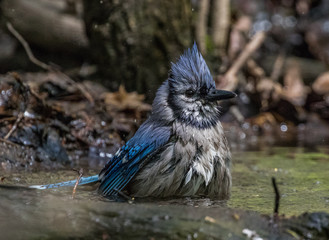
[172,121,230,187]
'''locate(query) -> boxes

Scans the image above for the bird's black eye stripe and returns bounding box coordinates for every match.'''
[185,89,195,97]
[200,86,208,96]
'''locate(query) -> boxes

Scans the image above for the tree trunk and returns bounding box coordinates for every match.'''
[83,0,193,99]
[196,0,210,55]
[211,0,230,56]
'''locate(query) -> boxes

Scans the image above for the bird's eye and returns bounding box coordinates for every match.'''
[185,89,195,97]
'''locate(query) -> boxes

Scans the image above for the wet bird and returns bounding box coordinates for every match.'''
[31,43,237,199]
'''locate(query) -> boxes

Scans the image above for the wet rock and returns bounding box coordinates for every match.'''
[36,127,69,164]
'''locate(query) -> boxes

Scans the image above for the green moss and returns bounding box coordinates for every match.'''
[229,147,329,216]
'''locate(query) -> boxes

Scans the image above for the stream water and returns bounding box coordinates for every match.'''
[0,144,328,239]
[230,146,329,215]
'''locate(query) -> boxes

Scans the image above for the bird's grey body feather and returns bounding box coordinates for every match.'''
[131,120,231,199]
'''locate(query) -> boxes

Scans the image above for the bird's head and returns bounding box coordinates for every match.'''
[164,43,236,129]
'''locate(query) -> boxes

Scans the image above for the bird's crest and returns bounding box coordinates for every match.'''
[169,42,215,89]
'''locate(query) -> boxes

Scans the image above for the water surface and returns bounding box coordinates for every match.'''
[0,146,328,238]
[230,146,329,215]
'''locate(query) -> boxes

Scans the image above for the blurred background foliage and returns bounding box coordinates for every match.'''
[0,0,328,97]
[0,0,328,161]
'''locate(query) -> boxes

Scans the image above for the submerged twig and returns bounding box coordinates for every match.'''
[72,168,84,199]
[272,177,280,217]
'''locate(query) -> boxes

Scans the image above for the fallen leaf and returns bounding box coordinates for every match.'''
[204,216,217,224]
[233,213,240,221]
[102,85,151,112]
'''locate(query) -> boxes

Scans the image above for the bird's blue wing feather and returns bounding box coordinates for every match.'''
[98,122,171,196]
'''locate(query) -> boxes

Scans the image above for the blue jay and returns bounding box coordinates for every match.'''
[31,43,236,199]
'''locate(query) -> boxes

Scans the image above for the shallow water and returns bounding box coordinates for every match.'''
[230,146,329,215]
[0,146,328,238]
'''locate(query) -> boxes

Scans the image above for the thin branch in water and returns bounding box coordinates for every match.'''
[272,177,280,217]
[72,168,84,199]
[6,22,51,71]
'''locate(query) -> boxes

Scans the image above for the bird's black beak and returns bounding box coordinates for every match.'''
[206,89,237,101]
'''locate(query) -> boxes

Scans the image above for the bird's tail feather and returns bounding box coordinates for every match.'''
[29,175,99,190]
